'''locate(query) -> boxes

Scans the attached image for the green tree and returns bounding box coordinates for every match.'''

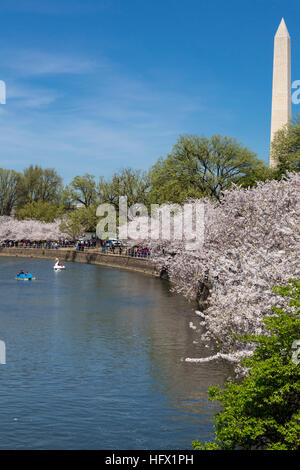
[15,200,66,222]
[17,165,63,207]
[270,115,300,176]
[59,211,85,240]
[0,168,22,215]
[148,134,268,204]
[192,279,300,450]
[97,167,150,211]
[59,205,98,239]
[69,174,97,208]
[60,185,75,211]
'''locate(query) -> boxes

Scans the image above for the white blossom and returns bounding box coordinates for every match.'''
[0,216,69,241]
[130,172,300,369]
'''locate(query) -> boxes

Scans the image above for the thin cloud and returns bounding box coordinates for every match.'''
[7,83,61,108]
[0,47,223,180]
[3,50,98,76]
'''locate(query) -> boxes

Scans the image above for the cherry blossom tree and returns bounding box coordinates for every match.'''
[124,172,300,369]
[0,216,69,241]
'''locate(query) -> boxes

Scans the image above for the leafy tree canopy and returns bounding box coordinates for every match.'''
[148,134,267,204]
[271,115,300,176]
[17,165,63,207]
[69,174,97,208]
[0,168,22,216]
[192,280,300,451]
[15,200,66,223]
[97,167,150,210]
[59,204,98,239]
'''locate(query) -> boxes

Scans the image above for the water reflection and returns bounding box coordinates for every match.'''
[0,257,230,449]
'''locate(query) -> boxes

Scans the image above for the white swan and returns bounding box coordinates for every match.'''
[53,258,65,270]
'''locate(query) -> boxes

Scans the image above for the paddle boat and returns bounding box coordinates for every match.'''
[15,270,36,281]
[53,258,66,270]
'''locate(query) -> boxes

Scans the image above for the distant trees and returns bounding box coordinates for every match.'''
[0,216,68,241]
[0,133,279,224]
[58,211,86,240]
[0,168,21,216]
[98,168,150,210]
[16,165,63,208]
[68,174,97,208]
[147,134,268,204]
[57,168,150,236]
[0,127,298,234]
[59,204,98,239]
[270,115,300,176]
[15,201,66,223]
[0,165,70,221]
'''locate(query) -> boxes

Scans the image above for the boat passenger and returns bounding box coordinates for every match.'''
[17,270,25,278]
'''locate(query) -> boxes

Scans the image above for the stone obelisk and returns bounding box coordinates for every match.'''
[270,18,291,167]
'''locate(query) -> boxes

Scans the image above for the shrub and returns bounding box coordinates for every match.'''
[192,280,300,450]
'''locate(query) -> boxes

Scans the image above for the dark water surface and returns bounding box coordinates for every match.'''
[0,257,229,449]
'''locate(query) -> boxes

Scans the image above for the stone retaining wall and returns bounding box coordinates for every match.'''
[0,247,159,277]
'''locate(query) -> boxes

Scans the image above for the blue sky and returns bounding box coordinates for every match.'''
[0,0,299,182]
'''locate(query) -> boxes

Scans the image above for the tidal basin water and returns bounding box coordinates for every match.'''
[0,257,230,449]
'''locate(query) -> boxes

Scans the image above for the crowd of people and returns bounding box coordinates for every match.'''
[0,238,151,258]
[0,240,74,249]
[98,241,150,257]
[74,239,97,251]
[126,246,151,258]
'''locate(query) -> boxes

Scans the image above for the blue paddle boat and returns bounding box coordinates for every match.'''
[15,270,36,281]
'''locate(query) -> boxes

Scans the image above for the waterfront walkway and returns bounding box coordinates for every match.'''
[0,246,158,277]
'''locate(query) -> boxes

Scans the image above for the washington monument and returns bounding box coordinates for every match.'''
[270,18,291,167]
